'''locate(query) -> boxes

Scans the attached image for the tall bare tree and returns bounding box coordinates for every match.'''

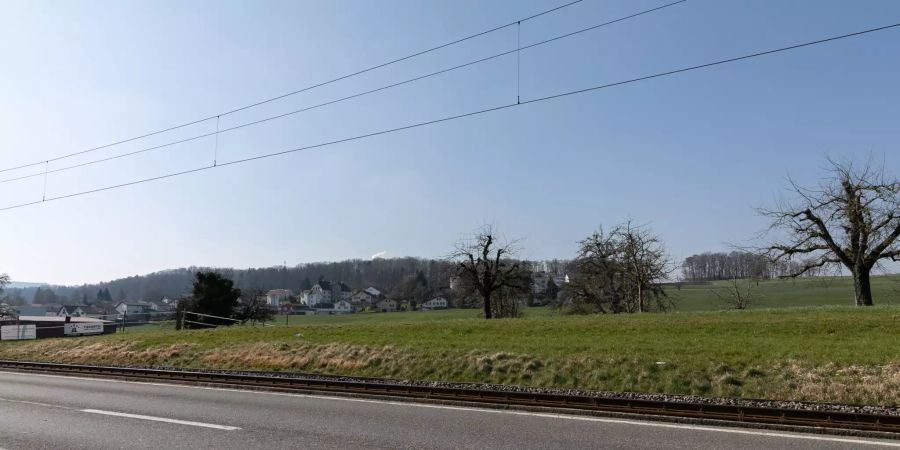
[563,222,673,314]
[760,159,900,306]
[234,288,274,324]
[617,221,672,313]
[449,226,527,319]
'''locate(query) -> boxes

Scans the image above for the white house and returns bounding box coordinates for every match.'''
[115,302,152,315]
[375,299,397,312]
[421,297,449,311]
[364,287,381,297]
[334,300,356,313]
[304,284,332,307]
[57,305,86,317]
[350,291,375,305]
[266,289,294,306]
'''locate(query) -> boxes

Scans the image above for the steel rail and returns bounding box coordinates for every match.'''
[1,359,898,434]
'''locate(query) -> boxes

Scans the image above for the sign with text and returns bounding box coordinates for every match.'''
[1,325,37,340]
[64,322,104,336]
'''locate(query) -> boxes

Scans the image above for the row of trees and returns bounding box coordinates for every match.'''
[681,252,770,281]
[449,221,673,318]
[680,251,829,281]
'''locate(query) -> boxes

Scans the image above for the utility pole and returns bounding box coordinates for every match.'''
[283,259,288,327]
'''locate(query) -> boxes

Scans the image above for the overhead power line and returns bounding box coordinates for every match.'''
[0,0,688,186]
[0,0,584,175]
[2,21,897,212]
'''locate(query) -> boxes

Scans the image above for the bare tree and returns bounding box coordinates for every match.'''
[234,288,274,324]
[712,278,756,310]
[760,158,900,306]
[617,221,673,313]
[562,222,673,314]
[563,226,625,313]
[448,226,527,319]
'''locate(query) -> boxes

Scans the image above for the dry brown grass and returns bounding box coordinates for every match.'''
[781,361,900,405]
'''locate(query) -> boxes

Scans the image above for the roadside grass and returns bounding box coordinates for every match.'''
[267,306,556,326]
[4,303,900,406]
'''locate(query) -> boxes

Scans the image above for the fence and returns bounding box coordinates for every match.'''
[179,311,273,329]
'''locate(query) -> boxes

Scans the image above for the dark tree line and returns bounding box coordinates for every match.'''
[680,251,817,281]
[13,259,458,305]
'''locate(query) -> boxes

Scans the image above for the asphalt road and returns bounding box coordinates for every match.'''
[0,371,897,449]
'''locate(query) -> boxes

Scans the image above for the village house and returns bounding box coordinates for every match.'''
[56,305,85,317]
[375,299,397,312]
[57,305,108,318]
[115,302,150,315]
[332,282,352,302]
[350,290,374,305]
[302,284,332,307]
[421,297,449,311]
[333,299,356,313]
[265,289,294,307]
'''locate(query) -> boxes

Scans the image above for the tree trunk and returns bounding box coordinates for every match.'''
[483,291,493,319]
[853,268,874,306]
[636,283,643,314]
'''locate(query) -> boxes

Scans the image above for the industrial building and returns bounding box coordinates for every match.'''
[0,316,116,341]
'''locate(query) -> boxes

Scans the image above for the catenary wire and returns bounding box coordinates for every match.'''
[0,0,688,185]
[1,21,897,212]
[0,0,584,175]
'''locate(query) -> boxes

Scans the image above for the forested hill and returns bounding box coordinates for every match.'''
[8,258,462,305]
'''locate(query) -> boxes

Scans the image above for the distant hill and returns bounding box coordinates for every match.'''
[3,258,570,305]
[6,281,47,289]
[4,259,460,305]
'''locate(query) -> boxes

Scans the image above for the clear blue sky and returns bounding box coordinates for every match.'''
[1,0,898,285]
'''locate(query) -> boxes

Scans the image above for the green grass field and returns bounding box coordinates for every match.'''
[2,275,899,406]
[671,274,900,311]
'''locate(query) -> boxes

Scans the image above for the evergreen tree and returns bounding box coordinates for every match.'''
[177,272,241,329]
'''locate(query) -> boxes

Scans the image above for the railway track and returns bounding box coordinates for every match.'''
[2,359,899,435]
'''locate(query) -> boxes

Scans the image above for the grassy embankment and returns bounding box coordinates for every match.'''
[1,275,899,405]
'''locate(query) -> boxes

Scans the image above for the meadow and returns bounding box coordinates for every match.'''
[2,275,899,406]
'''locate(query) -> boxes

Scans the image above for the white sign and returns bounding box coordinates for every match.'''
[1,325,37,340]
[64,322,105,336]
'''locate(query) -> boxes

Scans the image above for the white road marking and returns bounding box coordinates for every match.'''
[2,370,898,446]
[81,409,240,431]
